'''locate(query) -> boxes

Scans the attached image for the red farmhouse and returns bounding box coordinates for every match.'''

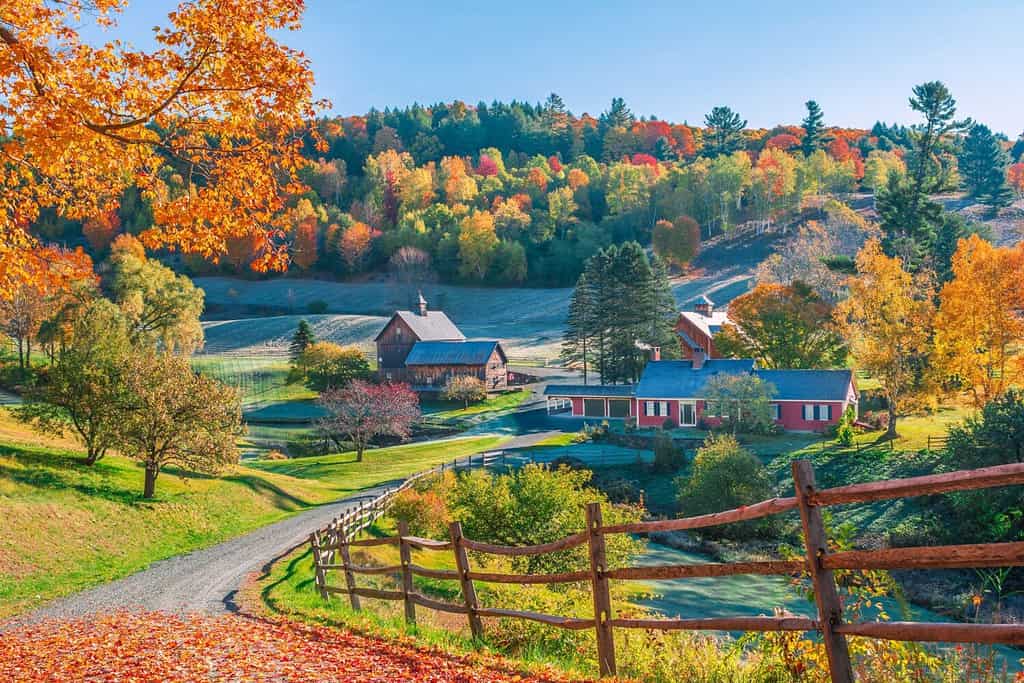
[545,357,857,433]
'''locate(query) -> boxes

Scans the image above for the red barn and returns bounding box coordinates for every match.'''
[675,295,732,360]
[374,294,507,392]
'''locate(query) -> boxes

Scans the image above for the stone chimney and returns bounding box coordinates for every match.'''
[417,291,428,316]
[649,346,661,362]
[692,348,707,370]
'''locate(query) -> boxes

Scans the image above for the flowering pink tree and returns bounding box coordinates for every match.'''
[317,380,420,461]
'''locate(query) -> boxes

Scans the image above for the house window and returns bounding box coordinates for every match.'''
[803,404,833,421]
[644,401,669,417]
[770,404,780,421]
[584,399,606,417]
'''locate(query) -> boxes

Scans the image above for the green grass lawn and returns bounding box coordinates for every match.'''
[248,436,508,497]
[191,354,317,409]
[421,390,531,421]
[0,402,504,619]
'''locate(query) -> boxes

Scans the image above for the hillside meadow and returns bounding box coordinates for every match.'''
[0,405,505,619]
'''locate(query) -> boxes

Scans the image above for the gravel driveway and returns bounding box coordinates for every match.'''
[0,483,394,631]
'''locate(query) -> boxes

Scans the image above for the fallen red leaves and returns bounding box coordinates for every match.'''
[0,612,586,682]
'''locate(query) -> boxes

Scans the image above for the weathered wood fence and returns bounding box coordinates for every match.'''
[310,459,1024,682]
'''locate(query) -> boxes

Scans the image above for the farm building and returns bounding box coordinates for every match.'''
[374,294,508,392]
[675,295,732,360]
[545,356,857,433]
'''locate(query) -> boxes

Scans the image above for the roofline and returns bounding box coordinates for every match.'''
[372,312,402,342]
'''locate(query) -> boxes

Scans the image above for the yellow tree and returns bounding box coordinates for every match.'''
[458,210,498,281]
[1,0,322,299]
[934,235,1024,406]
[835,238,936,437]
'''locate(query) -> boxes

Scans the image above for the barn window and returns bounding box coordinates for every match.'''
[583,399,606,417]
[770,404,781,421]
[608,399,630,418]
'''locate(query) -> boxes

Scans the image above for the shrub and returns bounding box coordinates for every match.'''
[661,417,676,431]
[836,405,856,446]
[652,431,684,472]
[264,450,289,461]
[450,464,644,574]
[306,299,329,314]
[676,434,775,539]
[301,342,373,391]
[389,488,450,539]
[441,375,487,407]
[860,410,890,431]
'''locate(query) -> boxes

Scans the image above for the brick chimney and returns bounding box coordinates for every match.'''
[692,348,707,370]
[417,291,428,316]
[649,346,661,362]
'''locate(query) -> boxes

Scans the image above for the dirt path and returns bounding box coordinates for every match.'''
[0,611,582,682]
[0,483,396,631]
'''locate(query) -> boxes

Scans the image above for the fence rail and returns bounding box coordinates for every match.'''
[309,458,1024,682]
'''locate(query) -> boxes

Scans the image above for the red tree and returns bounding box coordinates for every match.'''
[827,138,864,179]
[1008,163,1024,198]
[477,154,499,177]
[317,380,420,462]
[764,134,800,151]
[292,217,319,270]
[548,156,563,173]
[82,211,121,252]
[631,153,658,168]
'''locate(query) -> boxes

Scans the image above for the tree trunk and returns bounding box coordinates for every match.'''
[356,445,364,462]
[143,464,159,498]
[886,403,898,440]
[83,447,102,466]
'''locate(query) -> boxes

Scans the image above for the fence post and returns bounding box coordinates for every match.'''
[792,460,853,683]
[310,531,329,601]
[449,521,484,639]
[338,534,361,611]
[397,520,416,626]
[585,502,616,678]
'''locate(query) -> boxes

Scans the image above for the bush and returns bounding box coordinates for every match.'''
[441,375,487,407]
[836,405,856,446]
[450,464,643,574]
[389,488,450,538]
[306,299,329,314]
[860,410,890,431]
[676,434,775,539]
[652,431,684,472]
[300,342,373,391]
[264,450,289,461]
[662,418,676,431]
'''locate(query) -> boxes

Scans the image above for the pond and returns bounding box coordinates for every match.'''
[635,542,1022,672]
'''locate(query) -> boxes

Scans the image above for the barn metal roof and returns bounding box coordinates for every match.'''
[404,340,504,366]
[374,310,466,342]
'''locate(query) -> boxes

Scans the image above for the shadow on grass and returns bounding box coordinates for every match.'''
[222,473,317,510]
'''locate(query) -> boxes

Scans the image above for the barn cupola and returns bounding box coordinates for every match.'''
[417,291,428,316]
[693,294,714,316]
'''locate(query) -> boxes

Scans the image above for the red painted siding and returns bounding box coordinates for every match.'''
[775,401,844,432]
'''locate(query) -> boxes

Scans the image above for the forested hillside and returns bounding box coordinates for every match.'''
[35,93,1024,288]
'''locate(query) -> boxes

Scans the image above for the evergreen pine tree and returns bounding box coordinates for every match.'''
[561,272,597,384]
[289,319,315,361]
[600,97,634,130]
[959,123,1014,209]
[703,106,746,157]
[800,100,826,155]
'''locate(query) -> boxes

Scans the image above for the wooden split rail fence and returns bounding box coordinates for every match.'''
[310,459,1024,682]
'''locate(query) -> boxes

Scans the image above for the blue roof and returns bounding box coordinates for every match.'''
[636,359,756,399]
[753,369,855,402]
[404,340,504,366]
[544,384,635,398]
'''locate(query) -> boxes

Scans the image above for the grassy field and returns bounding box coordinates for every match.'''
[248,436,507,497]
[195,271,755,363]
[0,404,504,619]
[422,390,532,421]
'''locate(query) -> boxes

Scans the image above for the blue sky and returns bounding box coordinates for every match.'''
[91,1,1024,135]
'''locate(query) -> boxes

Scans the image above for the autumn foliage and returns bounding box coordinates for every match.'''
[0,612,576,682]
[0,0,322,299]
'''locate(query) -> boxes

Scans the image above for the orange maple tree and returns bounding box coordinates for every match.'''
[0,0,324,299]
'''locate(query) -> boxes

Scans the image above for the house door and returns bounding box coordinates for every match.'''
[679,401,696,427]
